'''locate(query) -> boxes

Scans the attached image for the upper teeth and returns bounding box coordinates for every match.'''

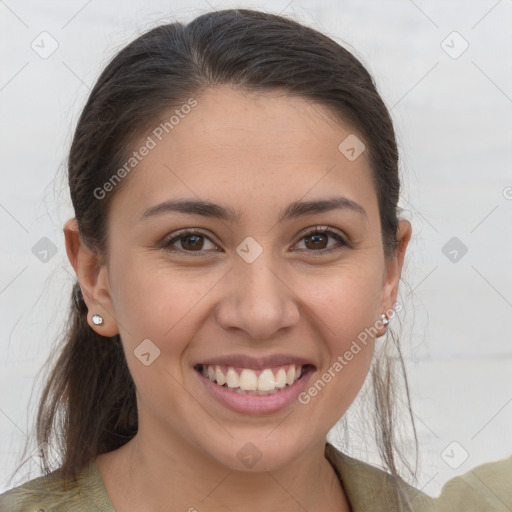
[201,364,302,392]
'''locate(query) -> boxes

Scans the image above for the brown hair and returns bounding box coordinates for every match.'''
[20,7,417,497]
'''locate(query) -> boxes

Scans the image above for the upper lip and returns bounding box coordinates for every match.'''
[196,354,316,371]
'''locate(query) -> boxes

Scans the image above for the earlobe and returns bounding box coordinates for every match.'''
[63,218,119,337]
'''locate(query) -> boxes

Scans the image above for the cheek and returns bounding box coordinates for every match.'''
[300,262,383,345]
[111,254,220,345]
[109,258,218,412]
[296,265,380,408]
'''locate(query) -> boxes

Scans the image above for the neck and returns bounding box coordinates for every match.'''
[96,429,350,512]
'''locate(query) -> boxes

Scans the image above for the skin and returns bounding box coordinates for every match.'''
[64,86,411,511]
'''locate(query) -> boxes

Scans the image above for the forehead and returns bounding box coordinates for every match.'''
[109,86,378,226]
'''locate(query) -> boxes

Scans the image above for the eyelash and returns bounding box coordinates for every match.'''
[162,226,349,256]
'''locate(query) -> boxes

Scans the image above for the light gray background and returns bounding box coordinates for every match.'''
[1,0,511,496]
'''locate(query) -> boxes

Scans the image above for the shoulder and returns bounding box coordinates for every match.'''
[432,456,512,511]
[0,461,114,512]
[325,442,434,511]
[325,442,512,512]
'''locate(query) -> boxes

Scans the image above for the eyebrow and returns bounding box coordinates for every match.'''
[140,196,367,223]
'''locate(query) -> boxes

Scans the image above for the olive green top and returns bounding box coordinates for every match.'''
[0,443,510,511]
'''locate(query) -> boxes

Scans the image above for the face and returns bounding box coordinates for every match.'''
[68,86,409,472]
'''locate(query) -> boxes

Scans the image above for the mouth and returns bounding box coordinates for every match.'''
[194,362,315,396]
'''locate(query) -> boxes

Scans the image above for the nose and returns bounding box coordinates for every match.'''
[215,250,300,340]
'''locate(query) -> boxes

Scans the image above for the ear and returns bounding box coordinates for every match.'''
[379,219,412,330]
[63,218,119,337]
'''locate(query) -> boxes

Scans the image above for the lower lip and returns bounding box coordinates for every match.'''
[195,366,315,415]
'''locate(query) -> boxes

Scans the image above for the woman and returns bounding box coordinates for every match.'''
[1,8,510,512]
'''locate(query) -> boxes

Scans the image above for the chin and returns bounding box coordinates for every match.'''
[197,431,311,473]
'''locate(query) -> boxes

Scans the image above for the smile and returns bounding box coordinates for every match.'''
[196,363,304,395]
[194,355,316,414]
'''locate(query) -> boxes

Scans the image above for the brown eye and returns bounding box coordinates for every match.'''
[294,227,348,254]
[164,230,218,254]
[304,232,329,250]
[180,234,205,251]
